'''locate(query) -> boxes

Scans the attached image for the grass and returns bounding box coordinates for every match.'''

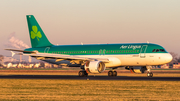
[0,79,180,100]
[0,71,180,100]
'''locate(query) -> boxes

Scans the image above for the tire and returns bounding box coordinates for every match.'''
[84,71,88,77]
[108,71,113,77]
[112,71,117,76]
[79,71,84,77]
[147,72,153,77]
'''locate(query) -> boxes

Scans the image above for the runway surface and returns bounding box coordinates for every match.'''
[0,75,180,81]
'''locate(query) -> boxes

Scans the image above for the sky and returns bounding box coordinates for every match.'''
[0,0,180,59]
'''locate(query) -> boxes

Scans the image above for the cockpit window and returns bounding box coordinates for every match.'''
[152,49,166,52]
[160,49,165,52]
[156,49,159,52]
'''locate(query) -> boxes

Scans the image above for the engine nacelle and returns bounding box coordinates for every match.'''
[126,66,147,74]
[84,61,106,74]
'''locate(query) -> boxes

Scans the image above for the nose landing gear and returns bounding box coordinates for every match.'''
[147,66,153,77]
[147,72,153,77]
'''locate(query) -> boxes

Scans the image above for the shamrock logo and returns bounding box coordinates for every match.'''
[31,26,42,41]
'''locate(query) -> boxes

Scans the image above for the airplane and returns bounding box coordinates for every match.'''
[5,15,173,77]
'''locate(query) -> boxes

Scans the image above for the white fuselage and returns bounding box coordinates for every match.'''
[42,53,172,68]
[74,53,172,68]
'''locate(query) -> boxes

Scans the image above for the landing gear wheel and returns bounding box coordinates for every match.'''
[79,71,88,77]
[79,71,84,77]
[108,71,113,77]
[84,72,88,77]
[147,72,153,77]
[108,71,117,77]
[112,71,117,76]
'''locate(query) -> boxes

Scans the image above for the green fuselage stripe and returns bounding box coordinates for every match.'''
[24,43,168,55]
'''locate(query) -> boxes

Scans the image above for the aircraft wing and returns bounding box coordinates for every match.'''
[5,49,109,62]
[29,53,109,62]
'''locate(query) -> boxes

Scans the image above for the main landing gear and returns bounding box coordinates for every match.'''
[79,71,88,77]
[108,70,117,77]
[79,65,88,77]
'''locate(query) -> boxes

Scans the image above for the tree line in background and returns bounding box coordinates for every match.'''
[0,55,4,66]
[169,52,180,65]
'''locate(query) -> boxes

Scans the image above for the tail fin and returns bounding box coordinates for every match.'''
[26,15,53,48]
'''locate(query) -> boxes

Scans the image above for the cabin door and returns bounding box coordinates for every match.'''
[140,45,147,58]
[44,47,50,53]
[99,49,106,55]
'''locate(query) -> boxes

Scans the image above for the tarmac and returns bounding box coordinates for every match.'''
[0,75,180,81]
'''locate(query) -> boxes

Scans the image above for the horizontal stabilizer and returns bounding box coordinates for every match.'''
[5,49,36,53]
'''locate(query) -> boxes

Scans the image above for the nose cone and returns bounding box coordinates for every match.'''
[165,53,173,63]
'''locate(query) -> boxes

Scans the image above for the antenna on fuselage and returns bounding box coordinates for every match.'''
[81,42,83,45]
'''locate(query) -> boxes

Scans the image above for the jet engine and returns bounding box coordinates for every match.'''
[126,66,147,74]
[84,61,106,74]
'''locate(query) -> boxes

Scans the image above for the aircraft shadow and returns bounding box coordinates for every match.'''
[0,75,179,81]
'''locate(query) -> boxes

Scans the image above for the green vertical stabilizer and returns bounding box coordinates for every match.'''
[26,15,53,48]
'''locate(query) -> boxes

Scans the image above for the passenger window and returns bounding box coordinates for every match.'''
[152,49,155,52]
[156,49,159,52]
